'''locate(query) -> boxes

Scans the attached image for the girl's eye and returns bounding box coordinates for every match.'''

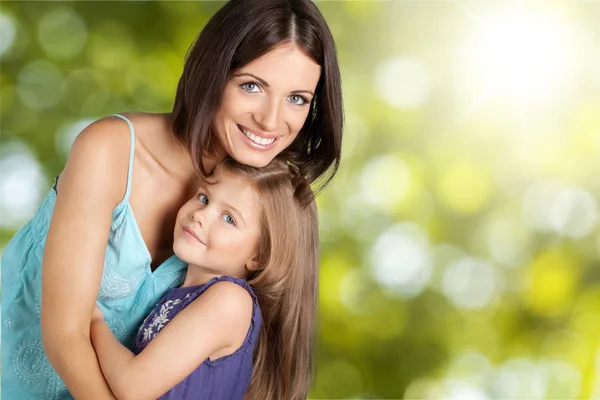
[223,214,236,226]
[198,194,209,205]
[240,82,261,93]
[288,94,309,106]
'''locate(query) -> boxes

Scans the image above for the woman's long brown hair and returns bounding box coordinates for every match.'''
[218,157,319,400]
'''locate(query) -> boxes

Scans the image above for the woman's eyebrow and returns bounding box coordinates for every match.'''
[233,73,314,96]
[290,89,314,96]
[233,73,269,87]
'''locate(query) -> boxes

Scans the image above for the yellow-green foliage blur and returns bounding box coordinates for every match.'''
[2,1,600,399]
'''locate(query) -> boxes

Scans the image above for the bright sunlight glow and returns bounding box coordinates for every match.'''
[459,9,581,108]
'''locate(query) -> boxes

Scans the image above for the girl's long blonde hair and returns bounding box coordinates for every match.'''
[218,156,319,400]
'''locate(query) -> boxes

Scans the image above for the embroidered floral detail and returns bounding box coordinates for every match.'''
[98,263,143,301]
[4,317,15,328]
[141,298,182,342]
[35,291,41,322]
[110,219,126,243]
[105,255,115,268]
[46,371,68,400]
[11,340,69,399]
[12,340,52,384]
[138,312,152,336]
[142,326,154,343]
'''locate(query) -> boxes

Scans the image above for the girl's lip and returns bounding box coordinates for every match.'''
[183,227,204,245]
[237,124,279,151]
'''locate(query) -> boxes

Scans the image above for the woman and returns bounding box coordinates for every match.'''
[1,0,343,398]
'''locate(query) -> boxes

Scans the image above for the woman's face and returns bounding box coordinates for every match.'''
[213,43,321,168]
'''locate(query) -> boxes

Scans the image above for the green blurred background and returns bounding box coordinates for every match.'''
[2,1,600,399]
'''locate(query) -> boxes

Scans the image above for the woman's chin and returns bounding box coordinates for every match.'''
[229,151,275,168]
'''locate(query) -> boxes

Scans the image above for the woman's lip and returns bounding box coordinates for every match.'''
[237,124,278,139]
[183,227,204,245]
[237,124,278,151]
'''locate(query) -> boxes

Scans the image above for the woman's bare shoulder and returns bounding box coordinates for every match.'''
[70,112,172,164]
[74,114,136,151]
[58,114,138,203]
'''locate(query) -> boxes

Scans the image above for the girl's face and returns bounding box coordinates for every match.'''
[173,171,262,276]
[213,43,321,168]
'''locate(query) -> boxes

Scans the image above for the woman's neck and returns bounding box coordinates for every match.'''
[160,115,228,183]
[201,140,227,173]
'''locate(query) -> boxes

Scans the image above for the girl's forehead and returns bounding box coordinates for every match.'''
[212,171,259,203]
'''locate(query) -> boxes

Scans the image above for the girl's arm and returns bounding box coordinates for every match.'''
[41,117,134,399]
[91,281,253,400]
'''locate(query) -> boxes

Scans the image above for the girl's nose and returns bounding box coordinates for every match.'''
[191,208,205,227]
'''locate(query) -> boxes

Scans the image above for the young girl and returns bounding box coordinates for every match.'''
[90,156,319,400]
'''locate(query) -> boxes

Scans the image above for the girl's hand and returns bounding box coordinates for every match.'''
[92,304,105,323]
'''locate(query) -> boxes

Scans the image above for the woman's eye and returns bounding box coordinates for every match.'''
[198,194,209,205]
[288,94,308,105]
[223,214,236,226]
[240,82,261,93]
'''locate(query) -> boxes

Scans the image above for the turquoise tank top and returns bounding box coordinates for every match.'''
[1,114,188,400]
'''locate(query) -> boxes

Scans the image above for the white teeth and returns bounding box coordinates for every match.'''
[240,125,275,146]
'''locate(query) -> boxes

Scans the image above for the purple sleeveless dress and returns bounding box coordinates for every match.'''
[132,275,262,400]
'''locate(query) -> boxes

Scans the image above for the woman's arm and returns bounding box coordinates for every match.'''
[41,117,133,399]
[90,281,253,400]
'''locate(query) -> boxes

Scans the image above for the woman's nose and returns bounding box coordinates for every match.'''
[255,99,282,132]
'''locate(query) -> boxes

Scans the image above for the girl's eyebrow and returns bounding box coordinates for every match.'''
[232,73,315,96]
[196,184,209,195]
[200,185,247,227]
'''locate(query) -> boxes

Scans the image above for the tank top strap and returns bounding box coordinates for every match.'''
[111,114,136,202]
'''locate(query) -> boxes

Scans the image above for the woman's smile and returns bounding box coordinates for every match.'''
[236,124,278,150]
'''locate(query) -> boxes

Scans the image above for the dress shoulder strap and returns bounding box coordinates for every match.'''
[111,114,136,202]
